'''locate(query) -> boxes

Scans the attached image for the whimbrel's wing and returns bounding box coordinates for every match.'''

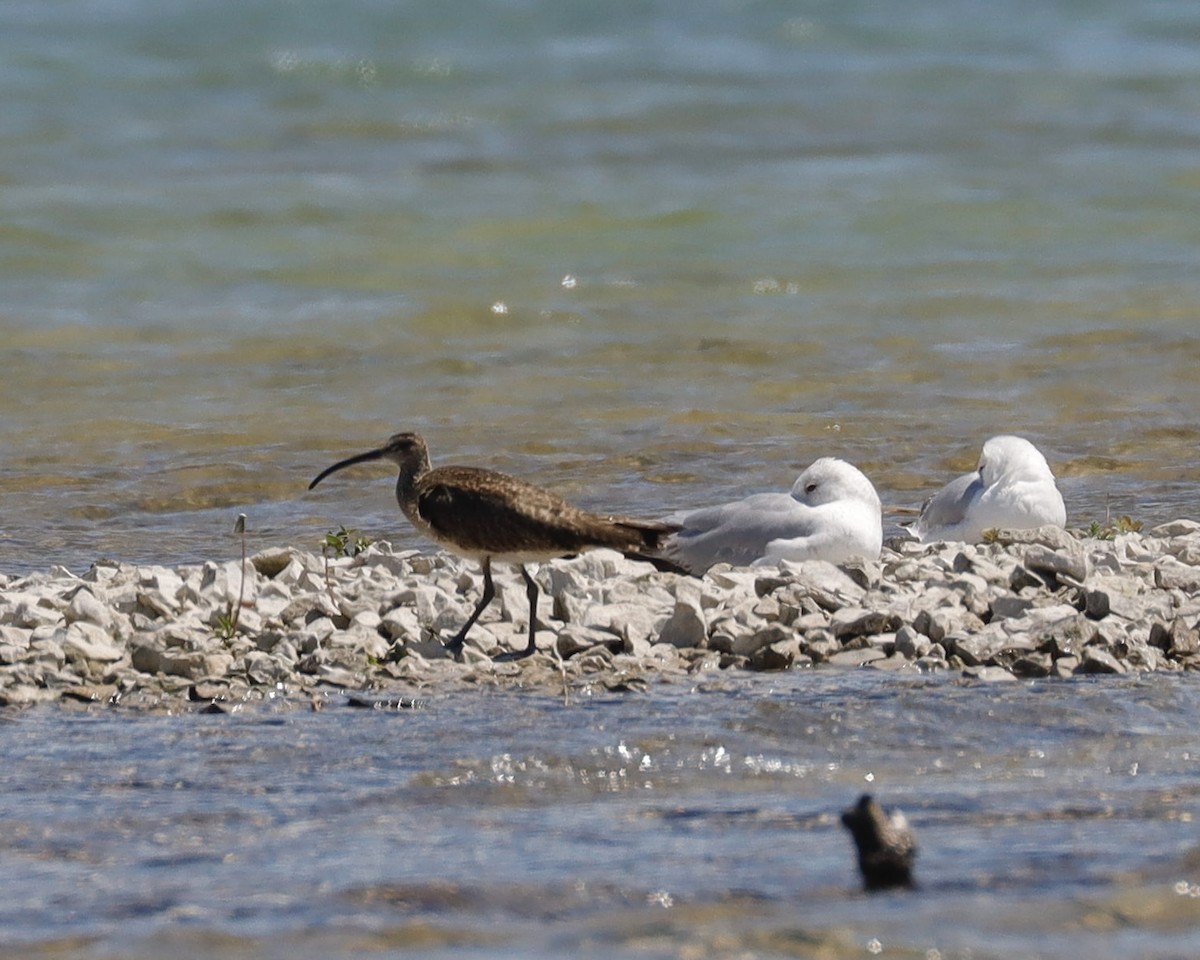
[416,466,648,558]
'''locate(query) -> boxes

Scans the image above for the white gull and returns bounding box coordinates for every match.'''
[913,435,1066,543]
[661,457,883,574]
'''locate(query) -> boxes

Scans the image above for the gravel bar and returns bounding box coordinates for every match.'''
[3,522,1200,711]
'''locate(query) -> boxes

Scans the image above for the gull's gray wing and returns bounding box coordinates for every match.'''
[913,471,983,540]
[663,493,818,572]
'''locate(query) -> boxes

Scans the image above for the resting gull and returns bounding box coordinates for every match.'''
[913,435,1066,543]
[661,457,883,574]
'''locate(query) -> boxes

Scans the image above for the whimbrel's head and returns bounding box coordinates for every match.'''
[308,431,431,490]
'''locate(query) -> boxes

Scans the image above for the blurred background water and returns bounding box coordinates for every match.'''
[3,0,1200,572]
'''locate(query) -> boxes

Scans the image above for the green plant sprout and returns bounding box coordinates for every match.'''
[1086,515,1143,540]
[217,513,249,639]
[322,525,374,558]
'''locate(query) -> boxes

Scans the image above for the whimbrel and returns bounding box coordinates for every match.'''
[308,431,679,661]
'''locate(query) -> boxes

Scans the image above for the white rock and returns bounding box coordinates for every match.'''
[990,596,1035,620]
[380,607,421,641]
[778,560,868,605]
[62,622,124,664]
[64,588,111,628]
[9,599,63,629]
[0,684,60,706]
[1150,519,1200,538]
[350,609,383,631]
[495,577,532,625]
[582,602,664,646]
[894,625,932,659]
[827,647,888,667]
[147,568,185,598]
[658,599,707,648]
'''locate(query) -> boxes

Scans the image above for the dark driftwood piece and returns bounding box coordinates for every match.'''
[841,794,917,892]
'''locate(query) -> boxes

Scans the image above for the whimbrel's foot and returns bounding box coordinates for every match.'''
[492,646,536,663]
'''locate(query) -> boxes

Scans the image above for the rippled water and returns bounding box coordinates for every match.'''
[3,0,1200,573]
[3,671,1200,958]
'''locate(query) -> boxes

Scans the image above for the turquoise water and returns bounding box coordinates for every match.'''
[3,0,1200,572]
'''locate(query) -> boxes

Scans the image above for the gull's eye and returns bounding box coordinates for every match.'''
[805,482,818,494]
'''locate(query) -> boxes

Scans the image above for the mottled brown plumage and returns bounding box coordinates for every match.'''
[308,431,678,660]
[416,466,671,560]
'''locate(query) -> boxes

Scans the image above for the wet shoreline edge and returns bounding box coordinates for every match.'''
[3,521,1200,711]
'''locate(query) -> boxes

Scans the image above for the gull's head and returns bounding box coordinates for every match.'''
[978,435,1055,487]
[790,457,882,511]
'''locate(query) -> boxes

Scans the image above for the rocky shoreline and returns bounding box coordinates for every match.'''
[3,521,1200,711]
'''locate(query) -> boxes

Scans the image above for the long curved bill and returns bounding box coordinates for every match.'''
[308,447,388,490]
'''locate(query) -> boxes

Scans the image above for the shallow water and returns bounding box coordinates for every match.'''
[4,0,1200,573]
[2,671,1200,958]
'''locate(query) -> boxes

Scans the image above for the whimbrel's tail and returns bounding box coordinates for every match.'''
[623,551,690,575]
[605,516,680,551]
[603,517,691,575]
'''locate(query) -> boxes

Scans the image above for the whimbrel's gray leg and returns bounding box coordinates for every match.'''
[445,556,495,656]
[494,564,539,662]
